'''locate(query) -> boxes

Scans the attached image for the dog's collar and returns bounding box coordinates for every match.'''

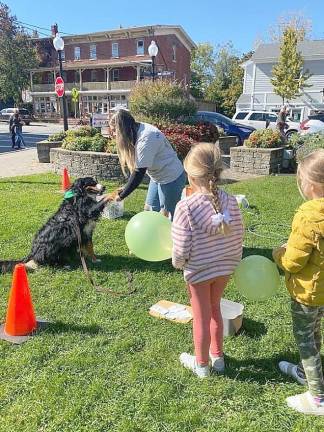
[64,190,76,200]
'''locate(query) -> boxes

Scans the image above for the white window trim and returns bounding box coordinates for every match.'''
[112,42,119,58]
[136,39,145,56]
[90,44,97,60]
[91,70,97,82]
[74,46,81,61]
[172,44,176,62]
[112,69,119,81]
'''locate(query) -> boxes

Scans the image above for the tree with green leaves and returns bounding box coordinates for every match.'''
[0,2,39,103]
[206,44,252,117]
[271,27,311,104]
[190,43,216,98]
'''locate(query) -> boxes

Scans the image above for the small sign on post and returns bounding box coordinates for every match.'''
[92,113,109,128]
[55,76,65,98]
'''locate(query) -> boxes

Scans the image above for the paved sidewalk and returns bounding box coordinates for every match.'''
[0,148,51,178]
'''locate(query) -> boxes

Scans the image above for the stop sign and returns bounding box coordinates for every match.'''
[55,76,65,98]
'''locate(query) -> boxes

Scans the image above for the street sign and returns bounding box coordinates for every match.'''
[55,76,65,98]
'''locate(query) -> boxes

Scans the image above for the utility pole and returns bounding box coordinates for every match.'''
[52,24,68,131]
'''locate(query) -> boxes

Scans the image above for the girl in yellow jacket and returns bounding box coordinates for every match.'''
[273,149,324,416]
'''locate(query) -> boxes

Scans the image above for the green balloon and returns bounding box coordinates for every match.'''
[125,211,172,261]
[234,255,280,301]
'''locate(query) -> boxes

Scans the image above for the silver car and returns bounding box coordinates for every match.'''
[0,108,32,125]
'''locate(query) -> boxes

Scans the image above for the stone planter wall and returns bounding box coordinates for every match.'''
[230,146,284,175]
[37,140,62,163]
[218,136,237,155]
[50,148,125,181]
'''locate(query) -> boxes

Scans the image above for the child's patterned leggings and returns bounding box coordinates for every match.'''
[187,275,230,365]
[291,299,324,397]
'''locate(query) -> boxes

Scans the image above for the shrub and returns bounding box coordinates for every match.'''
[62,134,108,152]
[289,133,324,161]
[129,80,197,121]
[65,126,98,138]
[105,138,117,154]
[245,128,284,148]
[167,133,195,159]
[47,131,67,142]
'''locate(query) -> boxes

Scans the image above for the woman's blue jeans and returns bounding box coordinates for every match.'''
[145,171,186,220]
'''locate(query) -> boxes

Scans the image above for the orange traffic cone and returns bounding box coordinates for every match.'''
[0,264,37,343]
[61,167,71,192]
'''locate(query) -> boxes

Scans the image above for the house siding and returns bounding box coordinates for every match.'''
[244,63,253,94]
[237,51,324,117]
[304,60,324,88]
[254,63,273,93]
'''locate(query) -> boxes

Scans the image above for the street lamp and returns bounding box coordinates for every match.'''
[148,41,158,82]
[53,33,68,131]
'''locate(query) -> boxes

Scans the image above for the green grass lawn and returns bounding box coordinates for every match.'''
[0,173,323,432]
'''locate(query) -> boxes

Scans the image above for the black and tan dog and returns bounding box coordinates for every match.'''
[1,177,108,273]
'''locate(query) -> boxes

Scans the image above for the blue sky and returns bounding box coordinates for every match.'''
[6,0,324,53]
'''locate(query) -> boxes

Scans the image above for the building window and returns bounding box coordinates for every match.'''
[112,42,119,58]
[74,46,81,60]
[91,70,97,82]
[137,40,144,55]
[172,44,176,62]
[111,69,119,81]
[90,44,97,60]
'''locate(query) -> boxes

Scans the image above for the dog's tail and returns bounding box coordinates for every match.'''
[0,259,26,274]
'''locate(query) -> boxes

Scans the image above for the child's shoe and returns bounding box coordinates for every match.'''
[179,353,210,378]
[286,391,324,415]
[278,361,306,385]
[210,354,225,374]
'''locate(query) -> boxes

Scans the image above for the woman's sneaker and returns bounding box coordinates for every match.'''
[278,361,306,385]
[286,391,324,416]
[210,354,225,374]
[179,353,210,378]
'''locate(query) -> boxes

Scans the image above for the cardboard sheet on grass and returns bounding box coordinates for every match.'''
[150,298,244,336]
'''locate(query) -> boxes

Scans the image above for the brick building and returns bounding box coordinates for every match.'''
[29,25,195,117]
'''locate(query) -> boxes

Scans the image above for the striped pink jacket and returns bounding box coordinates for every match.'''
[172,190,244,284]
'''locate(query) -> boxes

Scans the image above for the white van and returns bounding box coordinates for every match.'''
[232,110,300,139]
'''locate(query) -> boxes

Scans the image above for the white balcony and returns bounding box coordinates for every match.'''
[31,80,138,93]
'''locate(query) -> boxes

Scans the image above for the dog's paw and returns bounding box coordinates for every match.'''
[25,260,38,271]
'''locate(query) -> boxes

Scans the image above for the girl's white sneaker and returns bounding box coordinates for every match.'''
[210,354,225,373]
[286,391,324,416]
[179,353,210,378]
[278,361,306,385]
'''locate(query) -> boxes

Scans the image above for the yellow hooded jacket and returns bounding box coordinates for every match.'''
[273,198,324,306]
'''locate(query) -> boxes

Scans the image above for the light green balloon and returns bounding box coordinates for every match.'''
[234,255,280,301]
[125,211,172,262]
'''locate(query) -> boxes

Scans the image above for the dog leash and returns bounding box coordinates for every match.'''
[73,219,136,297]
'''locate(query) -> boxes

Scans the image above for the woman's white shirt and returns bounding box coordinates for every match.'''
[135,123,183,184]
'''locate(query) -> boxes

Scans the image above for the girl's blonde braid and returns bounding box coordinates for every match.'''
[209,171,231,235]
[209,175,221,214]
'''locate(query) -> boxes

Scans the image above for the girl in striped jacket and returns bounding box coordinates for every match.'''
[172,143,244,378]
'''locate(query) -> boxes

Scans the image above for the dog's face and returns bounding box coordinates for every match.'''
[71,177,105,199]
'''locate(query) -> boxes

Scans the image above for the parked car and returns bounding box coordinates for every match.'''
[193,111,255,145]
[0,108,32,125]
[232,110,300,140]
[300,112,324,135]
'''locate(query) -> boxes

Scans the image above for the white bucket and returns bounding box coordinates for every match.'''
[235,194,249,209]
[102,200,124,219]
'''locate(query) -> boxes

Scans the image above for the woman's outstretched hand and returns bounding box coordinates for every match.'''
[102,188,123,203]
